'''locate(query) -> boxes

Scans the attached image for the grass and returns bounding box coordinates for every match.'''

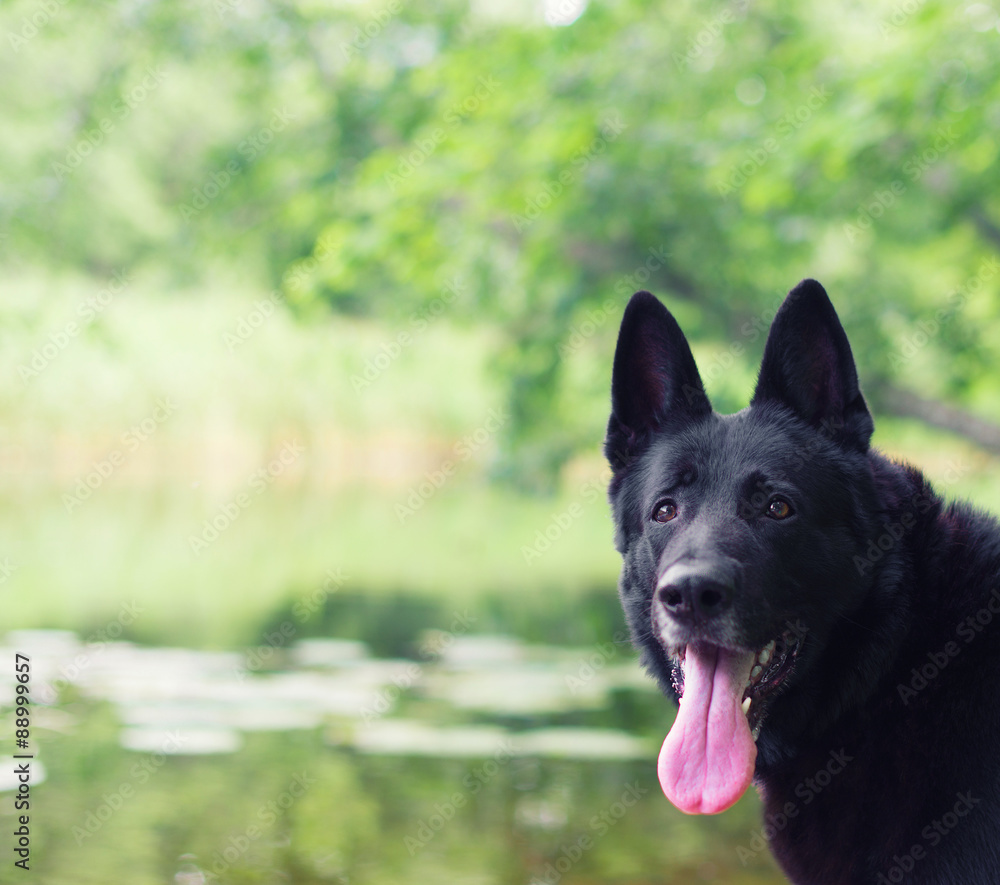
[1,479,622,648]
[4,270,1000,649]
[0,269,621,646]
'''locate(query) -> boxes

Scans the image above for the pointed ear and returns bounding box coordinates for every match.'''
[605,291,711,471]
[751,279,874,452]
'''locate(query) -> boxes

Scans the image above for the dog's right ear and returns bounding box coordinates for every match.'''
[605,291,711,471]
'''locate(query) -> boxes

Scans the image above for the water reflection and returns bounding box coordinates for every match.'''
[2,630,658,758]
[0,629,785,884]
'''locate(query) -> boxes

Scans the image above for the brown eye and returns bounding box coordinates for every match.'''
[653,501,678,523]
[767,498,792,520]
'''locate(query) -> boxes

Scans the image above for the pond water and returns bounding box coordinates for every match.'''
[0,629,786,884]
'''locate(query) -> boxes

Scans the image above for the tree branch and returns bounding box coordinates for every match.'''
[969,207,1000,251]
[868,380,1000,453]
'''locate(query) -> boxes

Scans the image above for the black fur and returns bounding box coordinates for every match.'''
[605,280,1000,884]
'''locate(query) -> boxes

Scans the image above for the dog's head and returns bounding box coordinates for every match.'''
[605,280,880,814]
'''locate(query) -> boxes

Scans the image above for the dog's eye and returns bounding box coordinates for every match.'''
[767,497,793,520]
[653,501,678,523]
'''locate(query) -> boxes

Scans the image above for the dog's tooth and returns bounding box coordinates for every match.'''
[741,696,751,716]
[750,664,763,681]
[758,645,773,666]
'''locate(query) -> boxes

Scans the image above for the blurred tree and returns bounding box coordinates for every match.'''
[291,0,1000,486]
[4,0,1000,487]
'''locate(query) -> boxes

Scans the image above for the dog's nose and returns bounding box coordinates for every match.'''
[657,564,734,621]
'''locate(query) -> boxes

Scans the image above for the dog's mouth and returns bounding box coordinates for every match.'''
[656,630,802,816]
[670,629,802,737]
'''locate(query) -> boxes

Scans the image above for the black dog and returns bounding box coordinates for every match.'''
[605,281,1000,884]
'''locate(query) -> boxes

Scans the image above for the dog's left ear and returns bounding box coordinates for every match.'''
[752,279,874,453]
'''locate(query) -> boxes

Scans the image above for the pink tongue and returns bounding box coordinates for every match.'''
[657,644,757,814]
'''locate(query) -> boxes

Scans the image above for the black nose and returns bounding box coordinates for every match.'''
[657,565,734,621]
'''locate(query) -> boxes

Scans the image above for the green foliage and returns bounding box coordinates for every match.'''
[6,0,1000,485]
[286,0,1000,482]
